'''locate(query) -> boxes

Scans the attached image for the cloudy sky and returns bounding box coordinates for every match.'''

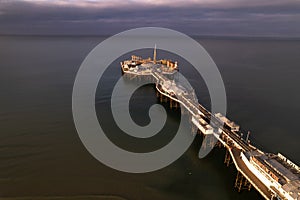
[0,0,300,37]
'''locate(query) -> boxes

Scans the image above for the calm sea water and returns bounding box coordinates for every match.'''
[0,35,300,199]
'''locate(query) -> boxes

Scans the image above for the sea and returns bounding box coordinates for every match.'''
[0,35,300,200]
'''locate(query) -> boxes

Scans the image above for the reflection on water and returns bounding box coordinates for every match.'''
[0,35,300,199]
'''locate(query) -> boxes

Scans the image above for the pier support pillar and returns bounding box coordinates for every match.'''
[174,101,178,109]
[224,149,231,167]
[216,141,222,148]
[234,171,252,192]
[234,171,244,192]
[244,178,252,191]
[164,96,168,103]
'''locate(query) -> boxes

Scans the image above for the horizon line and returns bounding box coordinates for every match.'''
[1,33,300,40]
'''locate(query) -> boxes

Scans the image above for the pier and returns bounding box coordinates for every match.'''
[120,50,300,200]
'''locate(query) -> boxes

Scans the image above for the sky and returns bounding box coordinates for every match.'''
[0,0,300,37]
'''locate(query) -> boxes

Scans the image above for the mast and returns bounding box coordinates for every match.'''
[153,44,157,64]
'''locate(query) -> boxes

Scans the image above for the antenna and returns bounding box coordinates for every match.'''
[153,44,157,64]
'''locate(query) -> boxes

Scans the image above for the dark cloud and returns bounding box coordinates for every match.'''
[0,0,300,37]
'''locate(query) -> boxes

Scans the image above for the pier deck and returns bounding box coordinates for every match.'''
[121,55,300,200]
